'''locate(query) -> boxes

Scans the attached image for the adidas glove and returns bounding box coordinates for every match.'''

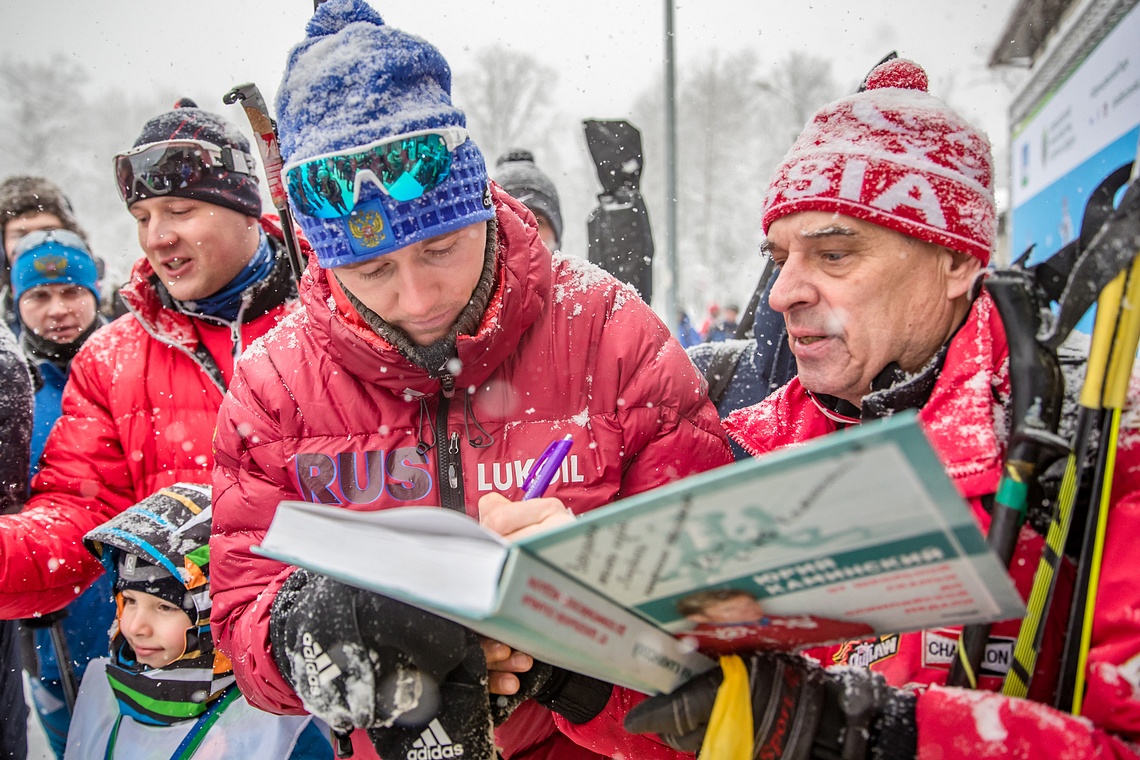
[270,569,473,736]
[623,652,917,760]
[367,629,496,760]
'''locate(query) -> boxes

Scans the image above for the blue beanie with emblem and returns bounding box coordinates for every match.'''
[276,0,494,269]
[11,229,99,303]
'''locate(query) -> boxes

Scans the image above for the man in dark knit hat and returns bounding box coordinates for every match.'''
[492,149,564,252]
[0,100,302,644]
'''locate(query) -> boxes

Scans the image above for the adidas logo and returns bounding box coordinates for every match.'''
[407,718,464,758]
[301,633,341,698]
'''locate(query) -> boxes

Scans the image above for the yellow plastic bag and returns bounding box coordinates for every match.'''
[699,654,753,759]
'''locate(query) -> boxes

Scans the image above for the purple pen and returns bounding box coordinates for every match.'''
[521,434,574,500]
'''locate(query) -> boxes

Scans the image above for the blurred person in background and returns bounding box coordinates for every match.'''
[0,321,33,759]
[9,229,112,757]
[0,176,93,336]
[492,149,563,252]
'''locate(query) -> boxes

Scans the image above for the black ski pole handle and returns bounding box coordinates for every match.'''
[947,270,1067,688]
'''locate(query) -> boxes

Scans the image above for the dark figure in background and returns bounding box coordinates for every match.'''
[687,273,796,458]
[703,303,738,342]
[493,149,563,252]
[0,322,33,760]
[584,119,654,303]
[675,311,701,349]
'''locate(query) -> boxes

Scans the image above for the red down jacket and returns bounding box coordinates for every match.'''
[0,218,297,618]
[210,187,733,760]
[715,290,1140,758]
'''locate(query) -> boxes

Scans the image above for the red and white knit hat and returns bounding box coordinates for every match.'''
[762,58,995,265]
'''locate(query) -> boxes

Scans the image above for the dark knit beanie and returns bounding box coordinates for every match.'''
[126,98,262,217]
[0,176,88,247]
[493,149,563,247]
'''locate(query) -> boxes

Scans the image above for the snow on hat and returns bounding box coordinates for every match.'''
[86,483,216,632]
[10,229,100,303]
[275,0,494,269]
[0,175,87,248]
[762,58,995,265]
[127,98,262,217]
[493,149,563,247]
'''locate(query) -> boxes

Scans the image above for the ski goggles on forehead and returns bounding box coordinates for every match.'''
[283,127,469,219]
[113,140,256,204]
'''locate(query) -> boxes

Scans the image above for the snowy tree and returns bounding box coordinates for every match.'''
[452,46,559,166]
[631,50,840,318]
[0,55,89,182]
[0,56,180,293]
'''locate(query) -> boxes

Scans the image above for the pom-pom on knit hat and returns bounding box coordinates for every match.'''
[493,149,563,248]
[762,58,995,265]
[126,98,262,218]
[275,0,494,269]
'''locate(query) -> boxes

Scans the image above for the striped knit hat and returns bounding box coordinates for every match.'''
[85,483,234,726]
[762,58,996,265]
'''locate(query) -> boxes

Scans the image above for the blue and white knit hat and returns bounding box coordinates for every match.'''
[276,0,494,269]
[11,229,99,303]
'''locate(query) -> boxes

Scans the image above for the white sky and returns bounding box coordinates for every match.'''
[10,0,1022,141]
[9,0,1026,308]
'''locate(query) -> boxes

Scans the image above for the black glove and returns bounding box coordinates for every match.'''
[623,653,917,760]
[270,568,495,759]
[367,627,497,760]
[489,660,613,726]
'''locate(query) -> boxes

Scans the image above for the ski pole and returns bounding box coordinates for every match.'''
[222,83,306,284]
[946,270,1066,688]
[48,618,78,712]
[1060,252,1140,714]
[1002,266,1123,698]
[1001,149,1140,699]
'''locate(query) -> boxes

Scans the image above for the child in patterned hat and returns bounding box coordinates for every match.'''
[64,484,332,760]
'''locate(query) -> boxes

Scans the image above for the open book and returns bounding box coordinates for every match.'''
[255,412,1025,695]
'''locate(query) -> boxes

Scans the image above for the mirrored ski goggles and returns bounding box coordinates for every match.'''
[114,140,257,204]
[283,127,470,219]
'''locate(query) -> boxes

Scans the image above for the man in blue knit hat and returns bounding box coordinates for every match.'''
[209,1,731,759]
[10,229,115,758]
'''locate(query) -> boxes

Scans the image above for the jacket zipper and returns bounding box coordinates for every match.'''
[436,375,466,513]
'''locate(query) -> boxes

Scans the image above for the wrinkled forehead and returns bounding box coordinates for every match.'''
[762,211,921,254]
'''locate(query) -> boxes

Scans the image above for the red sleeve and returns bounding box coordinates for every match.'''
[917,686,1139,758]
[915,418,1140,758]
[604,295,734,498]
[496,701,609,760]
[210,351,307,715]
[0,339,128,617]
[554,688,694,759]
